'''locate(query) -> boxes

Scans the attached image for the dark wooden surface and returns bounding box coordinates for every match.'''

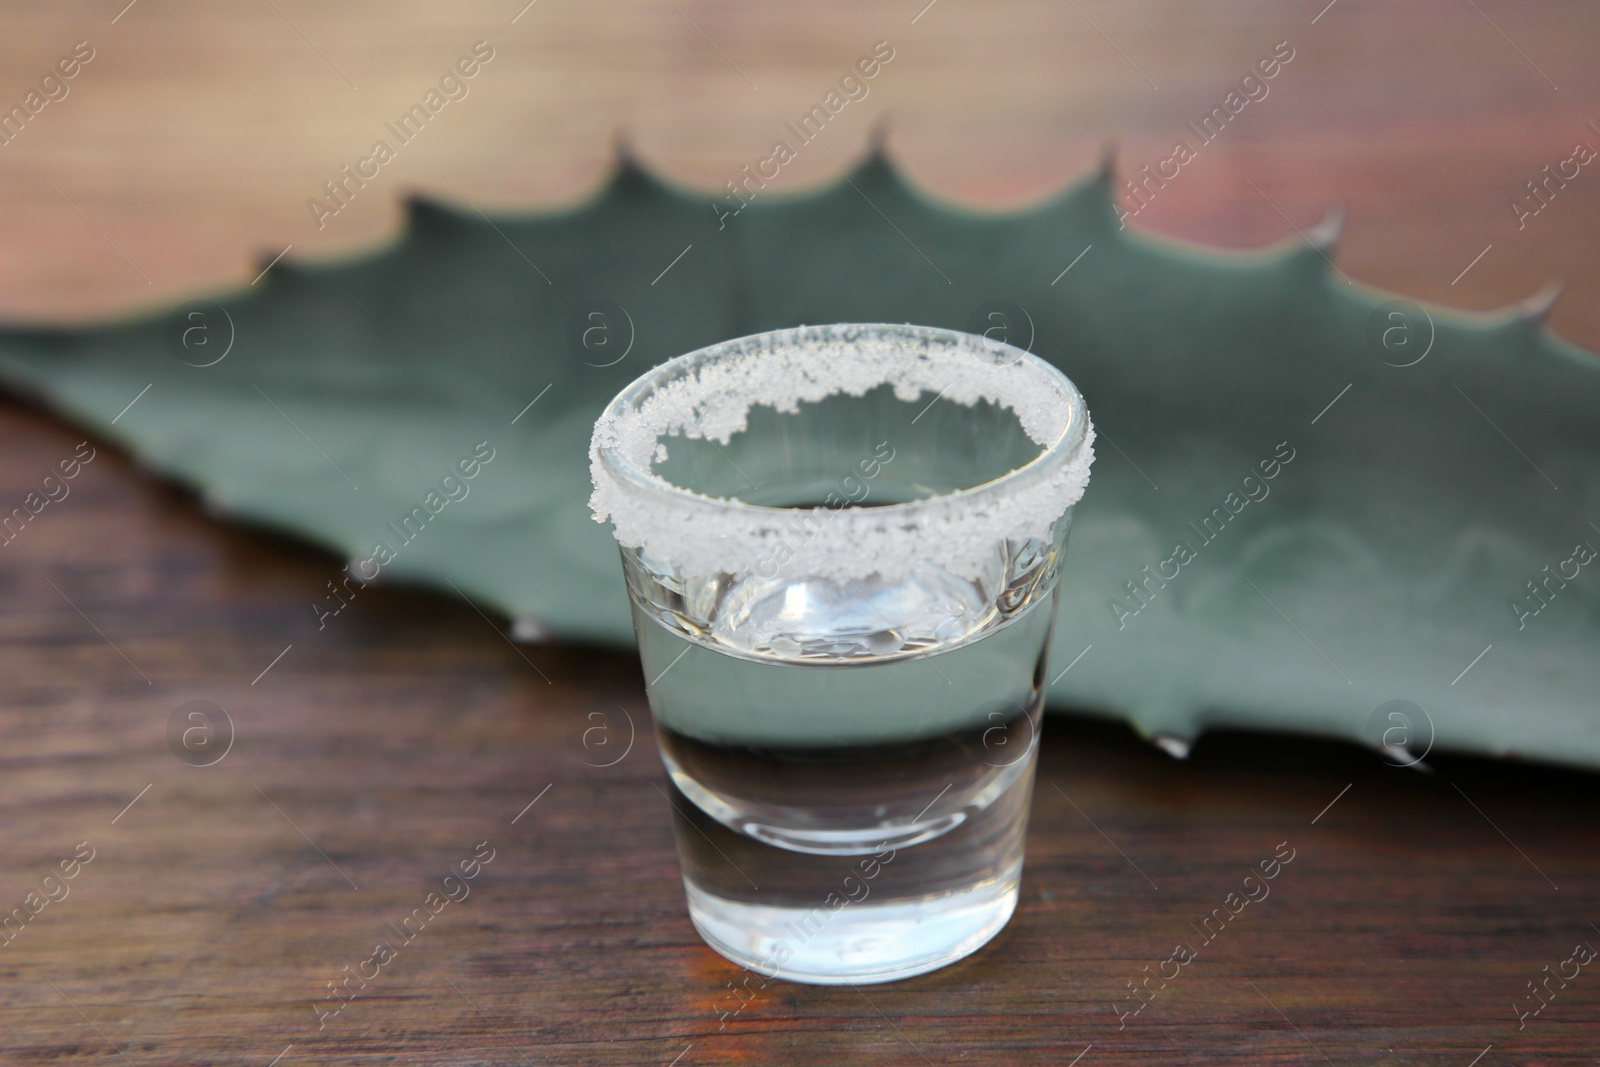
[1,393,1597,1065]
[4,1,1600,1062]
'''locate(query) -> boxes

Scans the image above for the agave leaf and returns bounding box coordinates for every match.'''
[1,150,1595,766]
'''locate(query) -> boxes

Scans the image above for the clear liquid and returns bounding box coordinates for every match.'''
[621,383,1071,982]
[635,588,1055,984]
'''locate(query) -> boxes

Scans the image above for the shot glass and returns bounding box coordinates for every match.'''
[589,323,1094,984]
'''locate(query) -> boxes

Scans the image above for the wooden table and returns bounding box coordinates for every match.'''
[2,1,1599,1063]
[3,393,1598,1063]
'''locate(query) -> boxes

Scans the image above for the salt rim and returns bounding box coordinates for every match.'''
[588,323,1095,583]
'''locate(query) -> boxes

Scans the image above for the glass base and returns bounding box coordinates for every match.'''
[684,862,1021,985]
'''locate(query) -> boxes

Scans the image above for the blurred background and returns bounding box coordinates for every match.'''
[4,3,1600,1064]
[3,0,1597,344]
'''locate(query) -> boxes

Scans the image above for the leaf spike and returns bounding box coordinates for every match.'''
[603,132,666,199]
[250,246,296,285]
[1079,139,1123,228]
[613,125,636,170]
[1502,278,1564,325]
[1152,732,1193,760]
[1303,204,1345,256]
[867,113,891,161]
[846,121,897,187]
[1096,139,1119,187]
[402,192,461,232]
[512,615,551,642]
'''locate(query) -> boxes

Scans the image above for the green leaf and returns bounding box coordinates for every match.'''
[2,152,1596,767]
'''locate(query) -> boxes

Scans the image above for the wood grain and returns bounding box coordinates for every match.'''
[1,1,1598,1063]
[0,391,1597,1063]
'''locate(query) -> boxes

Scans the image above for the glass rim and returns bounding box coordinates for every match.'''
[595,323,1088,514]
[588,322,1096,582]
